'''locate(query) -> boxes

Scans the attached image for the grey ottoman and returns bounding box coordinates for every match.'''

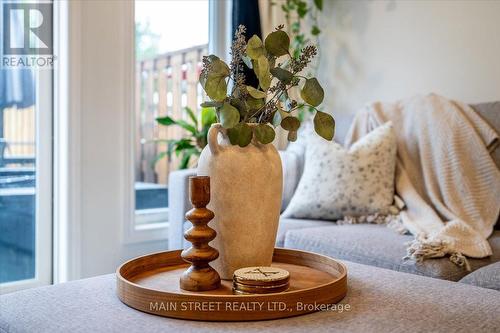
[1,261,499,333]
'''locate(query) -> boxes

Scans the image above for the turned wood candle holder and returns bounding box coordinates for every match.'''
[180,176,221,291]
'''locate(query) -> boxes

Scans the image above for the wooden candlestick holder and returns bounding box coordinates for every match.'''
[180,176,221,291]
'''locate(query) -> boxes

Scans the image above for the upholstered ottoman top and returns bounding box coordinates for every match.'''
[1,261,499,333]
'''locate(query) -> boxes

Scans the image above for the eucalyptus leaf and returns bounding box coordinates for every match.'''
[246,96,265,110]
[281,116,300,131]
[201,107,217,127]
[219,102,240,128]
[270,67,293,83]
[209,55,230,75]
[246,35,266,60]
[272,107,289,126]
[204,73,228,101]
[288,130,298,142]
[242,55,253,69]
[265,30,290,57]
[254,124,275,144]
[253,55,271,90]
[246,85,267,99]
[200,101,223,108]
[230,98,248,117]
[301,78,324,107]
[314,111,335,141]
[200,56,230,101]
[227,123,253,147]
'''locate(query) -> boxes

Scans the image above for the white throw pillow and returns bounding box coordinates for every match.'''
[282,122,397,220]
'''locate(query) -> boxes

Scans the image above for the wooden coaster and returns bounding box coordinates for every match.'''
[232,281,290,294]
[232,266,290,294]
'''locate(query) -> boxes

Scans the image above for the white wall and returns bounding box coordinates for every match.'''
[316,0,500,141]
[74,1,167,278]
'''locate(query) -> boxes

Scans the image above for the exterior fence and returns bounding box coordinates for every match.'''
[135,44,208,185]
[0,107,35,167]
[1,44,208,181]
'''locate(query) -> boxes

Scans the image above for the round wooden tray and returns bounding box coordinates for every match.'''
[116,248,347,321]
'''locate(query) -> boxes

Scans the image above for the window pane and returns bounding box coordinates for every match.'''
[134,1,209,221]
[0,1,52,286]
[0,72,37,283]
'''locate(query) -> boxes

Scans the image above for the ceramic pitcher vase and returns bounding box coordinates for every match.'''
[197,123,283,280]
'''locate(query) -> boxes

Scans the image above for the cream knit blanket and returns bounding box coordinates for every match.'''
[344,94,500,266]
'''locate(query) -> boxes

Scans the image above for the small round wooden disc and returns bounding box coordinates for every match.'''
[233,266,290,286]
[232,281,289,294]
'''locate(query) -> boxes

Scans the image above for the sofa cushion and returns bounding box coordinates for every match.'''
[279,151,302,212]
[460,261,500,291]
[282,123,397,221]
[276,218,333,247]
[284,223,500,282]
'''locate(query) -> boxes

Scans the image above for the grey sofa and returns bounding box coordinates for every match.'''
[168,102,500,290]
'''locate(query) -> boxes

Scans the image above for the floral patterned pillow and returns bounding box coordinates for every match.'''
[282,122,397,220]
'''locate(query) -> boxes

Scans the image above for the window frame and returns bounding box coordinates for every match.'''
[0,46,53,295]
[125,0,231,244]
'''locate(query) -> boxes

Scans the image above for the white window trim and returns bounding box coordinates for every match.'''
[123,0,231,244]
[52,0,82,284]
[122,2,168,245]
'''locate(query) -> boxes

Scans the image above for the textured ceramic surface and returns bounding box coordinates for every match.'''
[197,124,283,279]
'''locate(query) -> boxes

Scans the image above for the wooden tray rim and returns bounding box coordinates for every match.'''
[116,247,347,299]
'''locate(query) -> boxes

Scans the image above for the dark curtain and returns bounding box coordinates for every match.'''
[232,0,261,88]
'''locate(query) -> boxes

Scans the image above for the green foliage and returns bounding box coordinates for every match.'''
[253,55,272,90]
[246,86,267,99]
[301,78,324,107]
[200,55,230,101]
[219,102,240,128]
[246,35,266,60]
[270,67,293,84]
[279,0,324,119]
[281,116,301,131]
[254,124,276,144]
[314,110,335,141]
[199,24,334,147]
[227,123,253,147]
[264,30,290,56]
[155,107,217,170]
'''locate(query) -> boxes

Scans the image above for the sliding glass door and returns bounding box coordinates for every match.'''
[0,0,53,293]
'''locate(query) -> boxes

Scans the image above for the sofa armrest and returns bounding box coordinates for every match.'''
[279,150,302,211]
[168,168,196,249]
[459,261,500,291]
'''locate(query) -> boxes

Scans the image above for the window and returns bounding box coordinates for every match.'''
[134,1,209,227]
[0,1,53,292]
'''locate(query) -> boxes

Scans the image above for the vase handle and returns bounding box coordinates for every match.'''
[208,124,223,155]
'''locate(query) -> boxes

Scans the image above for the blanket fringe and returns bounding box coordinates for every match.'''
[404,237,471,271]
[449,252,471,271]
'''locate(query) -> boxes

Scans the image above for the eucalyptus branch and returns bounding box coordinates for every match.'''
[199,23,334,146]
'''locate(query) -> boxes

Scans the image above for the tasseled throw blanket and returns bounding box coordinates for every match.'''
[344,94,500,268]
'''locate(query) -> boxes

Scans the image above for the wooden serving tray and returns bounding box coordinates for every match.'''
[116,248,347,321]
